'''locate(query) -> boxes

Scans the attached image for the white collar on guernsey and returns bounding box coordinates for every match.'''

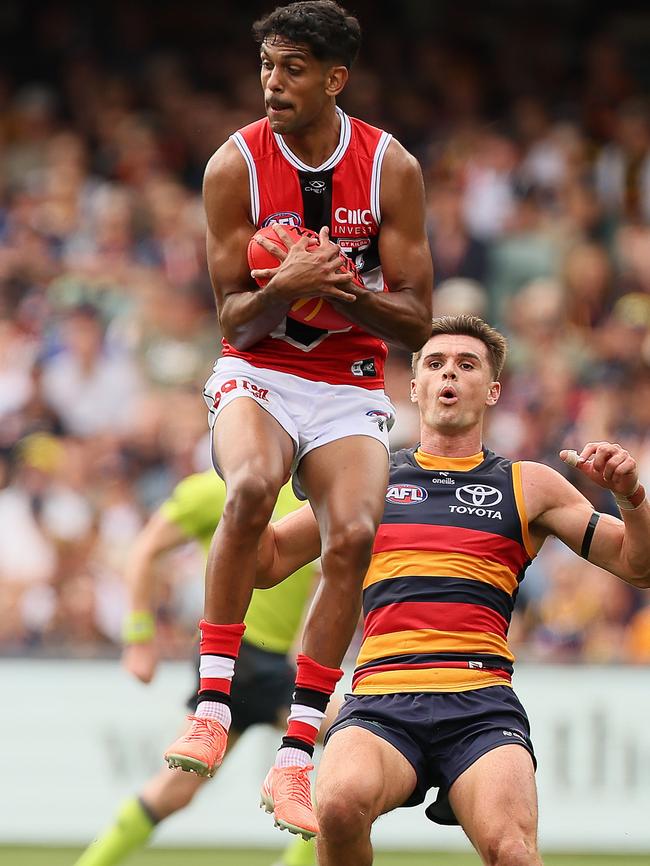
[273,106,351,173]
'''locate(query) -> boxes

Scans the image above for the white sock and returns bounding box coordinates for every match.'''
[195,701,232,729]
[275,746,312,769]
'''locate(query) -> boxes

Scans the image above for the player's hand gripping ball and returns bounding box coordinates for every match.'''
[247,224,364,331]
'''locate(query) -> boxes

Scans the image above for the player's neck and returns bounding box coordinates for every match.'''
[418,427,483,458]
[280,103,341,168]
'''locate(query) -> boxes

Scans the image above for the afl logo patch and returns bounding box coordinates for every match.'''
[386,484,428,505]
[455,484,502,507]
[262,211,302,227]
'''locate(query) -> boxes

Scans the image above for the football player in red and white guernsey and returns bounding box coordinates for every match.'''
[164,0,433,839]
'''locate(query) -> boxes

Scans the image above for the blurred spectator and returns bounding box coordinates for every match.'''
[40,303,144,437]
[432,277,488,318]
[595,98,650,224]
[426,170,488,286]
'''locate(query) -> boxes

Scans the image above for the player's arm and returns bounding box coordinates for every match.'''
[204,142,291,349]
[255,503,321,589]
[329,139,433,351]
[524,443,650,588]
[121,510,191,683]
[206,143,356,350]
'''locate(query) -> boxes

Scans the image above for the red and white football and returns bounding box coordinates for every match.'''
[247,224,364,331]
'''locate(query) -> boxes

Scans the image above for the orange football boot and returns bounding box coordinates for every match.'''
[260,764,319,840]
[164,715,227,777]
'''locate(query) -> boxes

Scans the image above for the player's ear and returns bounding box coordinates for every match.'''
[486,381,500,406]
[325,65,348,97]
[410,378,418,403]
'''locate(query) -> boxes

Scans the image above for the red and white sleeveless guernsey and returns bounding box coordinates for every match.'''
[223,107,392,389]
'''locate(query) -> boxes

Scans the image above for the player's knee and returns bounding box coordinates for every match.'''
[322,518,376,575]
[483,831,540,866]
[223,475,279,532]
[317,785,375,843]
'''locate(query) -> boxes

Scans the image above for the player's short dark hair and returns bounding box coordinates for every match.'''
[253,1,361,68]
[411,315,508,380]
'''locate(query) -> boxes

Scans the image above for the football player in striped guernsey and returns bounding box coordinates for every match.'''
[256,314,650,866]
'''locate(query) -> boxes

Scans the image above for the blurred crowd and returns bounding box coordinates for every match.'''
[1,1,650,664]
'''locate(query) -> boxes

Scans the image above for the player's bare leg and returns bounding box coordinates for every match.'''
[300,436,389,666]
[165,398,294,776]
[261,436,389,837]
[450,745,543,866]
[315,726,416,866]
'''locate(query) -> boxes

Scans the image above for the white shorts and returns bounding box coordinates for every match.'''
[203,357,395,496]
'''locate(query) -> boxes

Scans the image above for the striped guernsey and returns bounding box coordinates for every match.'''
[352,446,536,695]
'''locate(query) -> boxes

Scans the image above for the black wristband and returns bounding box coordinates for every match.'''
[580,511,600,560]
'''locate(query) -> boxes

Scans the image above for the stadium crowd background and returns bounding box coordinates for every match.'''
[1,0,650,666]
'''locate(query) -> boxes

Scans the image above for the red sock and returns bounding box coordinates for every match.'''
[196,620,245,714]
[276,654,343,764]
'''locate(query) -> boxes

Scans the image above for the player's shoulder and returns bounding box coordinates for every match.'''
[382,136,422,178]
[519,459,583,513]
[204,117,271,187]
[204,138,247,187]
[348,114,418,171]
[519,459,564,484]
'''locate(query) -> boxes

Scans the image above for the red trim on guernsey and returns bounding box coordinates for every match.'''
[351,661,512,690]
[286,719,319,746]
[198,677,233,695]
[372,524,529,573]
[295,653,344,693]
[198,620,246,656]
[363,601,509,640]
[222,334,387,389]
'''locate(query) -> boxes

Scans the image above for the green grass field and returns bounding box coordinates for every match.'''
[2,849,649,866]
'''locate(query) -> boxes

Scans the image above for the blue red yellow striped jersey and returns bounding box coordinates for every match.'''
[352,445,536,695]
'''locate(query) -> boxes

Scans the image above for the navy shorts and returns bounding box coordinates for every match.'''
[187,640,294,734]
[325,686,536,826]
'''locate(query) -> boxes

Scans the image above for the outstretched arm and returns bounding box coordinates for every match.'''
[121,511,190,683]
[525,442,650,588]
[255,503,321,589]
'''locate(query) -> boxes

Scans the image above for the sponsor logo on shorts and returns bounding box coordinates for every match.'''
[211,378,270,410]
[502,729,527,743]
[262,211,302,227]
[386,484,428,505]
[352,358,377,377]
[366,409,391,432]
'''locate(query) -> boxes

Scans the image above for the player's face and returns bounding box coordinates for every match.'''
[411,334,500,434]
[260,38,341,134]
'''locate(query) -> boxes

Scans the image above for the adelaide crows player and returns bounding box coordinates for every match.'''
[255,315,650,865]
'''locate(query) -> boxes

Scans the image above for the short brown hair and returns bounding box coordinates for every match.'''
[411,315,507,380]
